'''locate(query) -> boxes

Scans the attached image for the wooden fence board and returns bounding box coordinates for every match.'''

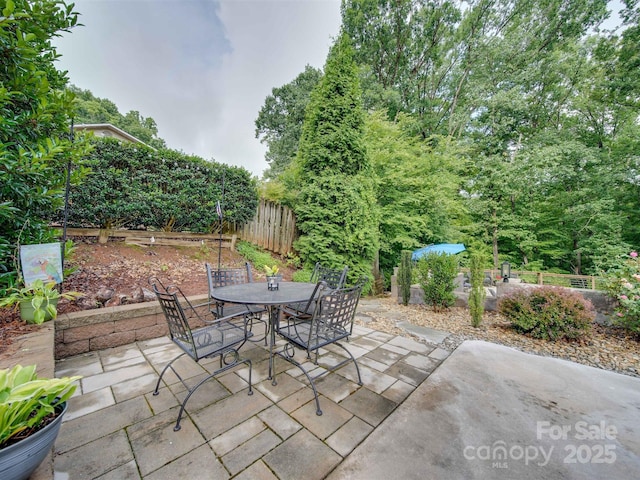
[241,199,296,255]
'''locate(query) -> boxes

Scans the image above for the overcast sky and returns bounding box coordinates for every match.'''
[54,0,342,178]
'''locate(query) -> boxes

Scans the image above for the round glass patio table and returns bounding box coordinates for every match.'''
[210,281,317,379]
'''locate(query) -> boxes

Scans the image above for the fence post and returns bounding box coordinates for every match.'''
[98,229,110,244]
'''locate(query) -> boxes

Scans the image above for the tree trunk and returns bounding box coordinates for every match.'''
[492,208,499,269]
[574,237,581,275]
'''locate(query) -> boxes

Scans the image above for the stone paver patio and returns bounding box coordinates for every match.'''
[53,299,448,479]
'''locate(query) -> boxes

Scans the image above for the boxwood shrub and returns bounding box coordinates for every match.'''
[498,286,594,341]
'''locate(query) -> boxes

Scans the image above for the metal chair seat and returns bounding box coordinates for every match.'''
[277,320,349,351]
[173,322,248,359]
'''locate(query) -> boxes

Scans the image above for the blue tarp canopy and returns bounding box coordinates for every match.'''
[411,243,466,260]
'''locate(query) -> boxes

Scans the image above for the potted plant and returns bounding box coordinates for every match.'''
[264,265,281,291]
[0,364,80,480]
[0,279,83,324]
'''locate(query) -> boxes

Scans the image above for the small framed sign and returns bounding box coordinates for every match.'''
[20,242,63,286]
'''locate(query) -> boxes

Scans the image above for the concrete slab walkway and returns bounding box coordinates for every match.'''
[328,340,640,479]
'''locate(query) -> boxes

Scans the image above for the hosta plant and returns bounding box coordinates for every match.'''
[0,279,83,324]
[264,265,280,277]
[0,365,80,448]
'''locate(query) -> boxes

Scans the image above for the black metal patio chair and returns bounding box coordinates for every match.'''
[281,263,349,319]
[206,262,268,343]
[150,277,253,431]
[311,262,349,289]
[273,283,363,415]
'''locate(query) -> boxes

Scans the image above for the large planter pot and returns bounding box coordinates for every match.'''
[19,298,58,324]
[0,402,67,480]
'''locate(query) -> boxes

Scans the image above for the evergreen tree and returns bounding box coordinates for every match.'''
[292,33,379,284]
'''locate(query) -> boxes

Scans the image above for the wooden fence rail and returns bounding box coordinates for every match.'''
[63,227,237,250]
[63,198,297,256]
[478,269,601,290]
[240,199,296,255]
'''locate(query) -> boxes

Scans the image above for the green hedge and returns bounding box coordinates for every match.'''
[61,139,258,232]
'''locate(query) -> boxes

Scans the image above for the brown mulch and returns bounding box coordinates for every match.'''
[0,238,296,353]
[0,307,40,348]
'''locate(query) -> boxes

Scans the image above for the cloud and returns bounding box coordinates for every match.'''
[54,0,341,177]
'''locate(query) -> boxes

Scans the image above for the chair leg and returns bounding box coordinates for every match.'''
[153,352,186,395]
[246,312,269,346]
[274,350,323,416]
[173,358,253,432]
[334,341,363,386]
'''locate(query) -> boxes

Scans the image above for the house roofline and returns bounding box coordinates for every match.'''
[74,123,157,151]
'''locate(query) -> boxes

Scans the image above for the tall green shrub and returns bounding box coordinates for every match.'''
[62,139,258,232]
[468,250,486,327]
[0,0,90,289]
[415,252,458,311]
[291,33,379,285]
[398,250,413,305]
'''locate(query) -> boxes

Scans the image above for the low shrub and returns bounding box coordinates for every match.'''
[498,286,594,341]
[415,252,458,311]
[292,268,313,283]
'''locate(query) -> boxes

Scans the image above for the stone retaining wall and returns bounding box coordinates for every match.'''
[54,294,208,359]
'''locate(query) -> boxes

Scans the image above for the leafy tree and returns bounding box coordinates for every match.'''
[292,33,379,284]
[255,65,322,180]
[458,1,613,272]
[256,0,639,280]
[0,0,90,288]
[69,86,167,149]
[365,111,468,277]
[343,0,608,137]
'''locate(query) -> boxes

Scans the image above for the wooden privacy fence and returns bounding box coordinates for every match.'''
[240,199,296,255]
